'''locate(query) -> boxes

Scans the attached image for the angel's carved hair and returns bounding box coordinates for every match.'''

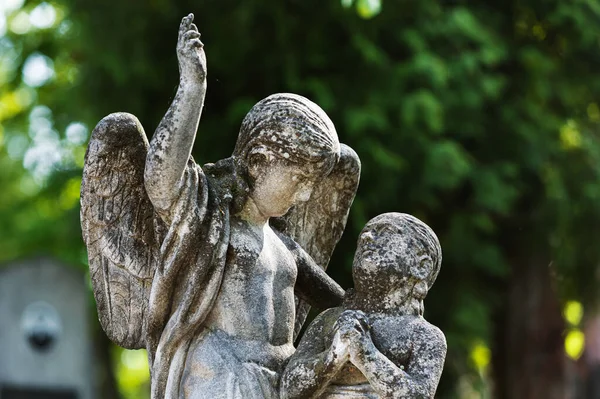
[364,213,442,289]
[233,93,341,173]
[208,94,341,214]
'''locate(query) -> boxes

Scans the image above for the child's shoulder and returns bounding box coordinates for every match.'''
[408,317,446,348]
[374,315,445,343]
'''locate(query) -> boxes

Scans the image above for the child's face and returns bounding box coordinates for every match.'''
[352,222,433,293]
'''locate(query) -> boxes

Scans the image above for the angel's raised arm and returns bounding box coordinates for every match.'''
[145,14,207,213]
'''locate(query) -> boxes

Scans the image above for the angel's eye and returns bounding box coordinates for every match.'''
[293,174,308,184]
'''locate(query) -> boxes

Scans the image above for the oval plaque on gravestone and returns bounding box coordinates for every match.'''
[0,257,95,399]
[21,301,63,352]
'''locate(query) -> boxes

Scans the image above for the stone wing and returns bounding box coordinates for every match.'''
[275,144,360,338]
[80,113,165,349]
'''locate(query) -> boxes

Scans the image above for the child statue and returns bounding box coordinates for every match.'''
[80,14,360,399]
[280,213,447,399]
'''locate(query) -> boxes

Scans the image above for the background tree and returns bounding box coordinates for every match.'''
[1,0,600,397]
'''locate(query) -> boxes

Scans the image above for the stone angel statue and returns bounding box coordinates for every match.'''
[80,13,360,399]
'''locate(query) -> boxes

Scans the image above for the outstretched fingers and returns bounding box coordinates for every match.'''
[179,13,194,35]
[184,30,203,48]
[179,14,203,48]
[176,12,207,81]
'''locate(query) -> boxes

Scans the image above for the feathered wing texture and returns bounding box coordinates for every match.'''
[275,144,360,338]
[81,113,165,349]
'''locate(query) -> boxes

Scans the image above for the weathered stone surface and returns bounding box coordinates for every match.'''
[80,13,359,399]
[281,213,447,399]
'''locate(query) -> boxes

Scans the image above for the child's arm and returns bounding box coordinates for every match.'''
[350,323,447,399]
[280,308,347,399]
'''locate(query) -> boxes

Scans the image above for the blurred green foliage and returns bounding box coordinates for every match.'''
[1,0,600,397]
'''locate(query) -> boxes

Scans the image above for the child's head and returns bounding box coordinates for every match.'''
[352,212,442,299]
[232,94,341,217]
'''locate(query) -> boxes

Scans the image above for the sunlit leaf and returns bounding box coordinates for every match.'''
[559,120,581,150]
[587,103,600,122]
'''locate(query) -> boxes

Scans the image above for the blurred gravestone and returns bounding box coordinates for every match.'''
[0,258,95,399]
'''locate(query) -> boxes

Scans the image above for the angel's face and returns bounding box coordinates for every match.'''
[249,160,321,218]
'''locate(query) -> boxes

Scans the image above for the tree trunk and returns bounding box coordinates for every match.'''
[492,255,567,399]
[578,313,600,398]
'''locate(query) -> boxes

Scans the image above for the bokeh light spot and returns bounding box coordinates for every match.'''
[0,14,7,37]
[559,120,581,150]
[0,0,25,14]
[30,2,57,29]
[115,348,150,399]
[9,11,31,35]
[22,53,54,87]
[563,300,583,326]
[470,342,491,371]
[565,329,585,360]
[7,135,28,160]
[356,0,381,19]
[0,90,25,120]
[341,0,354,8]
[65,122,88,145]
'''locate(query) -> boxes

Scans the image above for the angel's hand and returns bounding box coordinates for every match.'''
[177,13,206,84]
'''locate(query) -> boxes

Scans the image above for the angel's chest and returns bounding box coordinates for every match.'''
[226,224,297,283]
